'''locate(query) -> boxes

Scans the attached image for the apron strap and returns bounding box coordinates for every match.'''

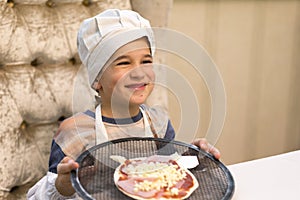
[95,104,154,145]
[95,104,109,144]
[140,107,155,137]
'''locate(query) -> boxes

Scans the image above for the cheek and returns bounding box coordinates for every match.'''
[99,76,117,94]
[148,83,155,92]
[151,71,156,81]
[145,67,155,81]
[107,73,129,95]
[103,70,124,85]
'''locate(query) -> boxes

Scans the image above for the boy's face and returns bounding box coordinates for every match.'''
[96,38,155,108]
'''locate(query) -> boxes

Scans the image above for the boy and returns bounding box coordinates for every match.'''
[27,9,220,199]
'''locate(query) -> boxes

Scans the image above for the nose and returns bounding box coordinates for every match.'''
[129,66,145,80]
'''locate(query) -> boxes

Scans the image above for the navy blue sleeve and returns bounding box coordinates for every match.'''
[163,120,175,140]
[48,140,66,174]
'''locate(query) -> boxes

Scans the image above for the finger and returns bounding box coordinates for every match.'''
[57,157,79,174]
[199,139,209,151]
[195,138,210,152]
[207,144,221,160]
[192,138,221,159]
[192,138,206,149]
[60,156,73,164]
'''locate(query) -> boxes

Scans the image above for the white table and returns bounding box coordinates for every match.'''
[227,150,300,200]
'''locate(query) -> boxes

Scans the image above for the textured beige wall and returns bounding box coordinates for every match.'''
[168,0,300,164]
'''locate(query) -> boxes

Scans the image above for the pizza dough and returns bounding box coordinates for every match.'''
[112,154,199,199]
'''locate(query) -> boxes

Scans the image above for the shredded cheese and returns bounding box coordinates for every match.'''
[124,161,187,194]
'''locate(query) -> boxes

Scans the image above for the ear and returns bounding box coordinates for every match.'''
[92,80,102,92]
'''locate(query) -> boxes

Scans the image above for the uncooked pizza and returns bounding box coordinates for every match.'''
[112,154,199,199]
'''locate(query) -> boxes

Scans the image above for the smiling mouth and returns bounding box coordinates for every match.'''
[125,83,148,90]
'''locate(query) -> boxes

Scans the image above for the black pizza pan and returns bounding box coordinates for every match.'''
[71,137,234,200]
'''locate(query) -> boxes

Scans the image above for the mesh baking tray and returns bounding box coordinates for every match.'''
[71,137,234,200]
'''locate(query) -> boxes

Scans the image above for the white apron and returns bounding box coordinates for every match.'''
[95,104,153,144]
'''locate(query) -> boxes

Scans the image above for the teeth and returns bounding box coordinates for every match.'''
[126,83,146,88]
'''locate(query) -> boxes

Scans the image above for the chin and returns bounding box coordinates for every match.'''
[129,95,148,106]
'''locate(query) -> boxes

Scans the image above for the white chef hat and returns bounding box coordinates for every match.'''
[77,9,155,86]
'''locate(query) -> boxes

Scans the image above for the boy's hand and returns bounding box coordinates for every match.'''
[55,156,79,196]
[192,138,221,160]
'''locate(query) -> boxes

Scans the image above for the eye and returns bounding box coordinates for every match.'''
[116,61,130,66]
[142,59,153,64]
